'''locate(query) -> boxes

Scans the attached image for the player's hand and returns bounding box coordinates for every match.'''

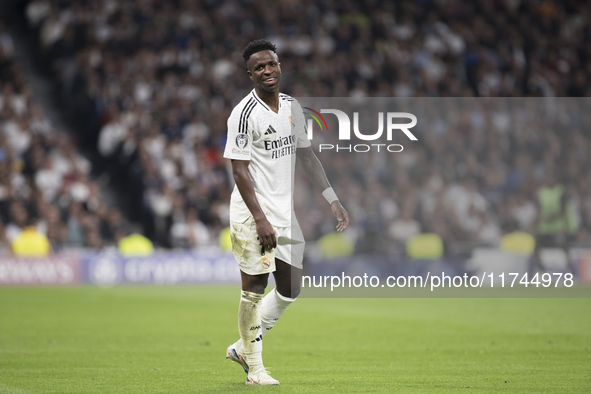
[255,217,277,250]
[330,201,349,232]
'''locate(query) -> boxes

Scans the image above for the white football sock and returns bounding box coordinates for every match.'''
[261,287,296,338]
[238,290,264,371]
[234,288,296,352]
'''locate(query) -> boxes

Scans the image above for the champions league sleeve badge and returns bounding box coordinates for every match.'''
[236,134,249,149]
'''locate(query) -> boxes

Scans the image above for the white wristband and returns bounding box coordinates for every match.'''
[322,187,339,204]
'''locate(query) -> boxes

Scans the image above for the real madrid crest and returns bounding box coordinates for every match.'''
[289,115,295,129]
[236,134,249,149]
[262,256,270,269]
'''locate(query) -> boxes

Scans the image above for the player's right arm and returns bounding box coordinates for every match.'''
[230,159,277,249]
[224,101,276,250]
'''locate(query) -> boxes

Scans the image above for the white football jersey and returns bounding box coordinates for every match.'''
[224,90,311,227]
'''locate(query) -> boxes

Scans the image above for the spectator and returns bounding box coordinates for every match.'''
[170,207,211,248]
[388,205,421,243]
[12,218,51,256]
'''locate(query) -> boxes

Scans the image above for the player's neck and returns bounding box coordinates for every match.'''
[255,88,279,113]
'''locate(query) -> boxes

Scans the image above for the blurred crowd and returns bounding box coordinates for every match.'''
[0,22,131,252]
[5,0,590,252]
[296,98,591,254]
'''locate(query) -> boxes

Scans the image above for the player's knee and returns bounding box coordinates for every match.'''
[248,283,267,294]
[289,285,301,299]
[242,274,269,294]
[277,283,300,299]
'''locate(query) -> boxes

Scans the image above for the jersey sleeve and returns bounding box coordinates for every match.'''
[292,100,311,149]
[223,105,253,160]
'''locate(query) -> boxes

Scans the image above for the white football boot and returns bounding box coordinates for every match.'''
[246,368,279,385]
[225,341,249,373]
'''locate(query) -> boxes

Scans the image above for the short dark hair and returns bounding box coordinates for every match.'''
[242,39,277,64]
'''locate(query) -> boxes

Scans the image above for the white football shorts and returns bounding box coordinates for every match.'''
[230,216,305,275]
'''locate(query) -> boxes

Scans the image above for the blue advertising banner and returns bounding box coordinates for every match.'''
[0,254,81,285]
[81,251,241,286]
[2,248,589,289]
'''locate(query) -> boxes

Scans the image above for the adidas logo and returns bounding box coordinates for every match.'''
[264,125,277,135]
[250,334,263,343]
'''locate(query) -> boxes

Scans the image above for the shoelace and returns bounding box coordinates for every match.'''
[250,367,273,378]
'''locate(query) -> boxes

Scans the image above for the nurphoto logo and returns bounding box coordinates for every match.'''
[303,108,418,153]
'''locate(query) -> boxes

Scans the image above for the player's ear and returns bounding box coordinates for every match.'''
[246,61,253,80]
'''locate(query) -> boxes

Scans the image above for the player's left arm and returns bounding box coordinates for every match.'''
[296,146,349,232]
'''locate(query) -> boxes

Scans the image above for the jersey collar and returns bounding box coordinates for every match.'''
[251,89,279,112]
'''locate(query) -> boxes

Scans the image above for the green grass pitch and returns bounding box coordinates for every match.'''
[0,286,590,393]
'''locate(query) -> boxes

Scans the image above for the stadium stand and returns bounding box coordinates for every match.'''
[1,0,590,254]
[0,19,131,253]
